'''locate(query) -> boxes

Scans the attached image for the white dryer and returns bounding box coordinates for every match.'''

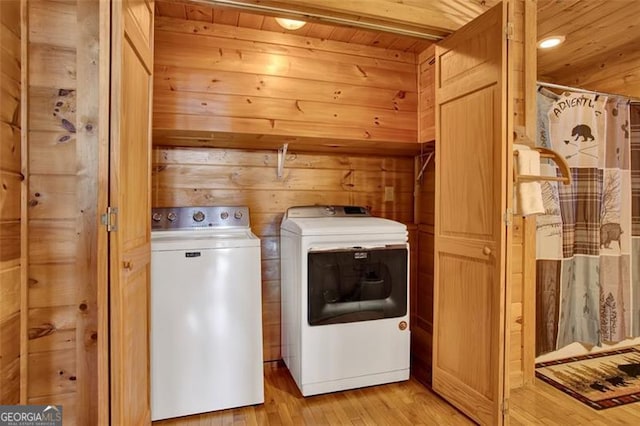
[280,205,410,397]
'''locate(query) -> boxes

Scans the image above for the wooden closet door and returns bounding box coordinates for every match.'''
[109,0,154,424]
[432,3,510,425]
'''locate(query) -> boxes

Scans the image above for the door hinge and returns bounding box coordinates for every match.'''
[502,398,510,416]
[503,208,513,227]
[101,207,118,232]
[505,22,514,40]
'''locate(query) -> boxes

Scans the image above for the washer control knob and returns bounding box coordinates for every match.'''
[325,206,336,215]
[152,212,162,222]
[234,210,243,220]
[167,212,177,222]
[192,211,205,222]
[220,211,229,220]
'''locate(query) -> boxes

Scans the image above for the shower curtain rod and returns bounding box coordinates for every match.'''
[537,81,640,103]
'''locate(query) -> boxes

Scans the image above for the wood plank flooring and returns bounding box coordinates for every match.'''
[511,378,640,425]
[154,361,640,425]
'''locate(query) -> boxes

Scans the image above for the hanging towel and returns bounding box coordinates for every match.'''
[536,163,563,259]
[514,144,545,216]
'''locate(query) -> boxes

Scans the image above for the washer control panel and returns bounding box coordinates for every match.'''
[151,206,250,230]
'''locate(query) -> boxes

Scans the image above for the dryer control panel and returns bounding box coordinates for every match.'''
[285,205,371,219]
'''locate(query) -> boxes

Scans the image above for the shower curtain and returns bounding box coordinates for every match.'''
[535,89,633,356]
[632,103,640,337]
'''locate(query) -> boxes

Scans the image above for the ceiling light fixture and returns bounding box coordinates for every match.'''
[537,35,565,49]
[275,17,307,31]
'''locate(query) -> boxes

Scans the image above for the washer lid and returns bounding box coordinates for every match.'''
[151,229,260,250]
[281,216,407,236]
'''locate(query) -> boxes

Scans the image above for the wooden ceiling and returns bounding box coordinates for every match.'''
[154,0,438,53]
[156,0,640,97]
[536,0,640,98]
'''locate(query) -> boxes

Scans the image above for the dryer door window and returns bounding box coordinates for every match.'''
[307,246,407,326]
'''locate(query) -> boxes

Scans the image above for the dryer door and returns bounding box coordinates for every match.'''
[307,245,408,326]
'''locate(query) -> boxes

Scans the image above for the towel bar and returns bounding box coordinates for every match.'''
[513,146,571,185]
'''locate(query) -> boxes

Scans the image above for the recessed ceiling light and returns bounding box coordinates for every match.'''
[275,17,307,31]
[537,35,565,49]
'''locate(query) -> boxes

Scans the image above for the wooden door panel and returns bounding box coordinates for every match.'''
[124,0,154,69]
[438,8,501,88]
[121,40,151,250]
[120,266,150,422]
[436,253,494,395]
[440,86,498,240]
[433,3,508,425]
[110,0,154,424]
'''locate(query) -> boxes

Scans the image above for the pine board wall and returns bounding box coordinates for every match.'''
[152,14,419,150]
[509,0,537,388]
[25,1,100,423]
[412,43,435,386]
[0,0,22,406]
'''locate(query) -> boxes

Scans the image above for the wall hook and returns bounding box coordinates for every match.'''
[277,143,289,179]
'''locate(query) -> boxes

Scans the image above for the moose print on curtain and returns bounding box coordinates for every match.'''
[535,89,633,356]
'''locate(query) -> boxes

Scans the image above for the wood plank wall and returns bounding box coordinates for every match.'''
[26,1,100,423]
[412,42,436,386]
[418,45,436,143]
[509,0,536,389]
[152,16,418,149]
[412,145,435,386]
[152,147,416,361]
[0,0,22,406]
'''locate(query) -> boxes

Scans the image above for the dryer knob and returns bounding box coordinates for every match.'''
[167,212,177,222]
[220,211,229,220]
[193,211,205,222]
[234,210,243,220]
[152,212,162,222]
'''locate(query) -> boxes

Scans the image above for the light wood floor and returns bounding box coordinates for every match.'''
[154,362,640,425]
[510,378,640,425]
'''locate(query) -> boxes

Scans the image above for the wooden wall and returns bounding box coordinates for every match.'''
[152,16,419,153]
[412,146,435,385]
[26,1,100,423]
[412,42,436,386]
[0,0,22,406]
[509,0,537,389]
[418,45,436,143]
[152,146,415,361]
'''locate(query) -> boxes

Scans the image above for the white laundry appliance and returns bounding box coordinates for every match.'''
[150,206,264,421]
[280,205,410,397]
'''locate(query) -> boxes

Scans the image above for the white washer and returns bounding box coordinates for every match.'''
[151,206,264,421]
[280,205,410,397]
